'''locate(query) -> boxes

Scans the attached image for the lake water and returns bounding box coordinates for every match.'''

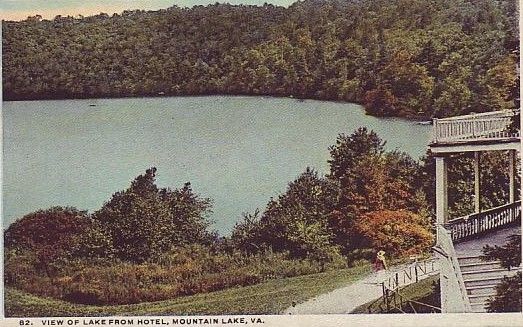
[2,96,431,234]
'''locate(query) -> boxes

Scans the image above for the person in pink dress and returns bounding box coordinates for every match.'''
[373,250,388,284]
[374,250,388,272]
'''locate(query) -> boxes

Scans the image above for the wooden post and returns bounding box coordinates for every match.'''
[474,151,481,213]
[386,289,390,312]
[432,118,439,142]
[509,150,516,203]
[436,156,448,242]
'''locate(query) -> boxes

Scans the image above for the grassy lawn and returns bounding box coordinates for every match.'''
[350,274,440,314]
[6,263,371,317]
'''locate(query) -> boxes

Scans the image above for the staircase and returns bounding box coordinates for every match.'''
[458,255,519,313]
[430,110,521,313]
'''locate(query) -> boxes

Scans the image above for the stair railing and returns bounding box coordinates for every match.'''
[434,225,472,313]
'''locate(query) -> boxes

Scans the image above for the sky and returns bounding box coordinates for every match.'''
[1,0,297,21]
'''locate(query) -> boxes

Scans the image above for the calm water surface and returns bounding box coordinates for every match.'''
[3,96,431,234]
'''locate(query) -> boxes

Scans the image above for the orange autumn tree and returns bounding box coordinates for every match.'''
[355,210,433,257]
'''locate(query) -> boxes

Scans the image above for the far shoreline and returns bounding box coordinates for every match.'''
[2,93,432,122]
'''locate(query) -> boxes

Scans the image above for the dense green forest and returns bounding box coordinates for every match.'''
[2,0,519,117]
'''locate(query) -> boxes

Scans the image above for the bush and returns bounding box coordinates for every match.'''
[68,222,115,260]
[94,168,215,263]
[4,207,90,251]
[486,272,522,313]
[483,234,522,312]
[355,210,434,257]
[247,168,340,262]
[4,249,38,285]
[346,248,374,266]
[4,207,92,277]
[482,234,521,269]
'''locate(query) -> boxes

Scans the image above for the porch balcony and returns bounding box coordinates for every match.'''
[430,110,520,154]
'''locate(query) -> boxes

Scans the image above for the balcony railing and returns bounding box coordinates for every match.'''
[432,110,520,144]
[445,201,521,243]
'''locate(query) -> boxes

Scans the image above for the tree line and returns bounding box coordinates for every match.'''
[2,0,519,118]
[6,128,436,266]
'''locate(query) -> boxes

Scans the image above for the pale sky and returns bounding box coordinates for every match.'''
[1,0,297,21]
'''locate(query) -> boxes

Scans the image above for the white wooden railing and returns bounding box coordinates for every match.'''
[445,201,521,243]
[432,110,519,144]
[380,258,439,292]
[434,225,472,313]
[367,258,441,313]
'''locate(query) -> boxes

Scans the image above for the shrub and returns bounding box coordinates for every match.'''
[355,210,434,257]
[482,234,521,269]
[486,272,522,313]
[68,222,115,260]
[93,168,173,263]
[94,168,215,263]
[483,234,522,312]
[4,207,91,276]
[4,249,38,285]
[245,168,340,262]
[346,248,374,266]
[4,207,90,251]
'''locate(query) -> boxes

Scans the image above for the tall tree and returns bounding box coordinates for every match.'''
[243,168,340,261]
[327,128,427,252]
[160,182,214,246]
[94,168,173,262]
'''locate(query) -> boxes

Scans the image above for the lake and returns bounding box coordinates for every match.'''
[2,96,431,234]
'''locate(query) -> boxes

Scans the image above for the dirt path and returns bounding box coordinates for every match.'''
[283,261,439,314]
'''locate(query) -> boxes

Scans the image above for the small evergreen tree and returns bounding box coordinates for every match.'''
[482,234,522,312]
[160,182,214,246]
[230,209,263,254]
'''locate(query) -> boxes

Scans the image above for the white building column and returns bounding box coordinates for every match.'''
[435,156,448,241]
[474,152,480,213]
[509,149,516,203]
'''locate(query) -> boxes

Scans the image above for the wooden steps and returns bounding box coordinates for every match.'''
[457,255,519,313]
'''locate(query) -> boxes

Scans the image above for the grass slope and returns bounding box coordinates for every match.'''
[6,264,371,317]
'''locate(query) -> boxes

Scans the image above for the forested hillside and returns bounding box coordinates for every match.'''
[2,0,519,117]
